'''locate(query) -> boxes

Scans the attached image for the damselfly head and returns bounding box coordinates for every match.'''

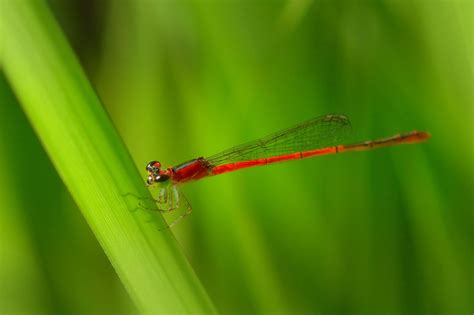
[146,161,161,185]
[145,161,171,186]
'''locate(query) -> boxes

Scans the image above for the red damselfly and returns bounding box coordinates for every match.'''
[144,114,430,228]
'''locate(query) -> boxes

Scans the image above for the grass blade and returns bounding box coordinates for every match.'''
[0,1,216,313]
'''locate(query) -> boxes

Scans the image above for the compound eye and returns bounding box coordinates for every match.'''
[146,161,161,173]
[147,175,154,185]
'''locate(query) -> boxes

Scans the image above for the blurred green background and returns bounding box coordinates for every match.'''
[1,0,472,314]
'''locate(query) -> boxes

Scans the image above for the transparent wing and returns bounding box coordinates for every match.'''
[206,114,351,166]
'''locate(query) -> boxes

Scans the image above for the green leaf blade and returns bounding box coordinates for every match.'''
[1,1,216,313]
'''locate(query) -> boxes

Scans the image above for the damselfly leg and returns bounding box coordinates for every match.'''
[124,186,193,230]
[161,188,192,229]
